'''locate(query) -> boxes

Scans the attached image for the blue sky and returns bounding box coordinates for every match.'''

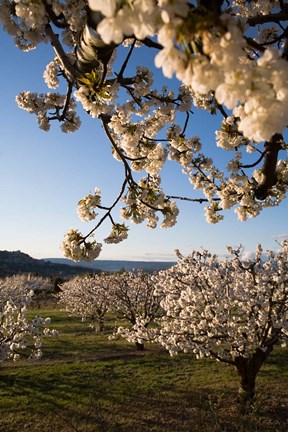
[0,29,287,261]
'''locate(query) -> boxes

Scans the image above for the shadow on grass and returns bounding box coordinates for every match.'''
[0,352,287,432]
[1,308,287,432]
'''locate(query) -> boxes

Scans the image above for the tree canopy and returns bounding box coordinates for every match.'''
[1,0,287,260]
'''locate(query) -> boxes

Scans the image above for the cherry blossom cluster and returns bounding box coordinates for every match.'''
[0,0,86,50]
[16,91,80,132]
[104,223,129,244]
[1,0,287,259]
[0,275,57,362]
[74,75,119,119]
[120,176,179,229]
[61,228,102,261]
[43,57,62,89]
[77,188,101,222]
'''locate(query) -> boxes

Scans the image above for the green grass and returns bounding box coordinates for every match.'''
[0,306,287,432]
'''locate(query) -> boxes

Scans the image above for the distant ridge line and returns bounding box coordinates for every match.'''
[44,257,177,272]
[0,250,176,277]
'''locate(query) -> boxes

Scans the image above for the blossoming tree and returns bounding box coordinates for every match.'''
[145,242,288,406]
[58,271,163,349]
[0,274,54,308]
[0,275,57,362]
[107,270,163,350]
[0,274,53,302]
[1,0,288,260]
[58,274,112,331]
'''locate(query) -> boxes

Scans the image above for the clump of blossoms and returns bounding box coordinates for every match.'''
[16,91,80,133]
[75,71,119,118]
[120,176,179,229]
[43,57,61,89]
[104,223,129,244]
[77,188,101,221]
[216,116,248,150]
[155,17,288,143]
[61,228,102,261]
[143,241,288,406]
[0,276,58,362]
[1,1,288,260]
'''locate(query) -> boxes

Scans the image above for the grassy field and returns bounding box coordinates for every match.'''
[0,306,287,432]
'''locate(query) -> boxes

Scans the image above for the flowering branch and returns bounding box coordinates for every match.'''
[2,0,288,259]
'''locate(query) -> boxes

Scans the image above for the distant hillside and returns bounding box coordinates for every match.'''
[0,250,96,278]
[44,258,176,273]
[0,250,176,278]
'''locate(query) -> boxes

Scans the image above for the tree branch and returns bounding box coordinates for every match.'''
[141,38,163,50]
[117,39,136,79]
[247,11,288,26]
[167,195,220,203]
[84,178,128,240]
[240,150,266,169]
[45,24,80,82]
[254,134,284,200]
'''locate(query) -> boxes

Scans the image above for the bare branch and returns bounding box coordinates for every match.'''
[167,195,220,203]
[117,39,136,79]
[240,150,266,169]
[141,38,163,50]
[247,11,288,26]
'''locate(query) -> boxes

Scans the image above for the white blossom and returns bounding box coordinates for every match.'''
[77,188,101,221]
[61,229,102,261]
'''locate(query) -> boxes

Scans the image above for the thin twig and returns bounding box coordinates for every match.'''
[167,195,220,203]
[240,151,266,169]
[117,39,136,79]
[84,179,128,240]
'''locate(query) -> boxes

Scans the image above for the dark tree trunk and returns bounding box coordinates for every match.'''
[254,134,283,200]
[98,316,105,332]
[236,359,257,403]
[197,0,224,15]
[135,342,145,351]
[234,346,274,412]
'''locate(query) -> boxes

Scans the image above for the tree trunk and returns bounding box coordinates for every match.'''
[135,342,145,351]
[236,359,257,405]
[98,316,105,332]
[234,346,273,412]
